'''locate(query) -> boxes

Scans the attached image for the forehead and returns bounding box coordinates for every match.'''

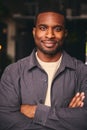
[36,12,65,26]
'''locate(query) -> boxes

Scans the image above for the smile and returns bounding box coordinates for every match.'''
[41,40,58,48]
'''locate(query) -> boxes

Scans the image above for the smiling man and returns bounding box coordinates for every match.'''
[33,12,67,58]
[0,1,87,130]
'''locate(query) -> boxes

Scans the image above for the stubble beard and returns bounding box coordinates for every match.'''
[37,42,63,56]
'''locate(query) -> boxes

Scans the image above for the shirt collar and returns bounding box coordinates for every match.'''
[27,49,76,71]
[27,48,41,70]
[61,51,76,70]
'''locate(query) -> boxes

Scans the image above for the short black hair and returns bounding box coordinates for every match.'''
[37,0,65,15]
[34,0,66,26]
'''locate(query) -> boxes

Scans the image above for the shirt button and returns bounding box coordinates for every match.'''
[44,79,47,82]
[39,99,44,104]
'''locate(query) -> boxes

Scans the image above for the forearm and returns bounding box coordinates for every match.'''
[20,93,86,130]
[0,110,44,130]
[0,110,30,130]
[33,103,87,130]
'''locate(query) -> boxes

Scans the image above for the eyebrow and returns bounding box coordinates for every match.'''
[36,24,47,27]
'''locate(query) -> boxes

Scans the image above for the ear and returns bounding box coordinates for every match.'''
[32,27,36,38]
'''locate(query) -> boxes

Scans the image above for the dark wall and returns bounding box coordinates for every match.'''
[15,20,35,61]
[64,19,87,62]
[0,22,12,78]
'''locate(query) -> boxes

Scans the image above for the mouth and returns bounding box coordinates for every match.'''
[41,40,58,48]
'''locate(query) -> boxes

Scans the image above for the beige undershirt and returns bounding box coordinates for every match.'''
[36,52,62,106]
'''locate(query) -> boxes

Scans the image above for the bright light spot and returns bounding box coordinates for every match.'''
[0,45,2,50]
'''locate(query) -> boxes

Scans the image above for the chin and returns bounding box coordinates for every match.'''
[42,49,60,55]
[44,47,63,54]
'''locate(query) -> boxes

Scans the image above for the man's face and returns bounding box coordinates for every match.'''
[33,12,67,55]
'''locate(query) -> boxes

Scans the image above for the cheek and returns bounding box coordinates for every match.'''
[35,31,45,41]
[34,33,42,44]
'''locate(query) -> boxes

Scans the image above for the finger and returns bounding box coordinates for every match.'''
[69,92,85,108]
[71,96,81,107]
[75,100,84,107]
[80,92,85,101]
[69,93,80,107]
[80,102,84,107]
[72,94,85,107]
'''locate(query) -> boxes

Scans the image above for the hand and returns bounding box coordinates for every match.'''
[69,92,85,108]
[20,105,37,118]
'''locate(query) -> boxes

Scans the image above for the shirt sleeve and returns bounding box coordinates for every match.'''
[34,103,87,130]
[33,64,87,130]
[0,66,45,130]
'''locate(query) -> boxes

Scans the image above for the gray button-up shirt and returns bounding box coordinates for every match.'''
[0,49,87,130]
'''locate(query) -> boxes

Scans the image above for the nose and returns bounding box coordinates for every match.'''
[46,28,55,38]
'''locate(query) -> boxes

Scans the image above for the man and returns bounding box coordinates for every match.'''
[0,2,87,130]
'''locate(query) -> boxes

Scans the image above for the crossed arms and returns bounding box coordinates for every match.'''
[19,92,87,130]
[21,92,85,118]
[0,63,87,130]
[0,87,87,130]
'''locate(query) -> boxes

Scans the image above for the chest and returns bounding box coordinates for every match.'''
[19,69,79,107]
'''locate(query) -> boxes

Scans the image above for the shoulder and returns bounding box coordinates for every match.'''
[0,55,31,82]
[1,49,37,81]
[63,51,87,75]
[5,56,31,72]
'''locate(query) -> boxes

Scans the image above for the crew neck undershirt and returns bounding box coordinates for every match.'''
[36,52,62,106]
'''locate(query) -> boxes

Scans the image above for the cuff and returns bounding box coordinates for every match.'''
[33,103,50,126]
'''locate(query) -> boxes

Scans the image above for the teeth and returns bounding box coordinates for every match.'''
[41,40,58,48]
[44,42,56,47]
[44,41,55,44]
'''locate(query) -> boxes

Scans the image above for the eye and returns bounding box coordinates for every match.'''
[54,26,64,32]
[39,25,47,31]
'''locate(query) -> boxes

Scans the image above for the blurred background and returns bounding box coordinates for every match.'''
[0,0,87,78]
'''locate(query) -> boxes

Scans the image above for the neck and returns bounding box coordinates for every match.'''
[36,51,62,62]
